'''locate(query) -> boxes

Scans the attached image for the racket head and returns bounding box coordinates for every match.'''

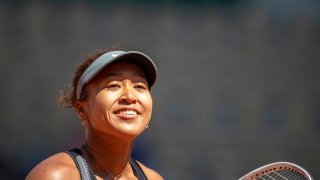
[239,162,313,180]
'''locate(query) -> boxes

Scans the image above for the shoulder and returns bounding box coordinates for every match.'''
[26,152,80,180]
[135,160,164,180]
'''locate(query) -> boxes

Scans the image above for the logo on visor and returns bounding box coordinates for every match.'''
[112,53,118,57]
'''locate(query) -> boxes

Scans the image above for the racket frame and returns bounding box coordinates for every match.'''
[239,162,313,180]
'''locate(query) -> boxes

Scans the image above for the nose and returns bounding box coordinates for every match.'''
[119,81,137,104]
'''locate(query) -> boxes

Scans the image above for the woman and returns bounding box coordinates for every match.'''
[26,50,163,180]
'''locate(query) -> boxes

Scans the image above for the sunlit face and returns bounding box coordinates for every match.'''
[80,62,153,140]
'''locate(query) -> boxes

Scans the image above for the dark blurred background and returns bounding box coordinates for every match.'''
[0,0,319,179]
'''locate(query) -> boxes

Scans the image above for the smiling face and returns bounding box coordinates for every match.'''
[77,62,153,140]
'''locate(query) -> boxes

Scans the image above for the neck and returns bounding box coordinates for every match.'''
[84,131,135,178]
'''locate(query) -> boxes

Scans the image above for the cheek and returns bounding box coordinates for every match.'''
[141,94,153,117]
[96,90,118,104]
[88,92,117,118]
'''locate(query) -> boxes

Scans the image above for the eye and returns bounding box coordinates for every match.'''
[106,83,121,90]
[134,83,148,90]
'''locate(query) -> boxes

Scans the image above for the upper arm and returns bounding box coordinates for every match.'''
[26,153,79,180]
[146,170,164,180]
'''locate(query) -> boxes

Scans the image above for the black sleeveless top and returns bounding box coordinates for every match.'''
[66,148,148,180]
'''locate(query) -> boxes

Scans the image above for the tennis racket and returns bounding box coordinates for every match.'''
[239,162,313,180]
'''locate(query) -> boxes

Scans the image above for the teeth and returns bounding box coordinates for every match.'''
[119,110,137,115]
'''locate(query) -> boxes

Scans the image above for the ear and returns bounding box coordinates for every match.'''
[75,101,88,127]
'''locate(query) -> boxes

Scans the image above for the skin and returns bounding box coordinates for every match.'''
[26,62,163,180]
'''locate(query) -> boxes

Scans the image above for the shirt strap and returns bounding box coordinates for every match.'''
[65,148,97,180]
[129,157,148,180]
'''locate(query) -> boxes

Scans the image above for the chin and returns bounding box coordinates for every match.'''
[117,126,145,139]
[123,126,145,134]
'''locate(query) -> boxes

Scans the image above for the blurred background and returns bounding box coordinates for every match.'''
[0,0,319,179]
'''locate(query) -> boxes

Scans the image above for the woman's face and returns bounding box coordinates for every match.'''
[80,62,153,139]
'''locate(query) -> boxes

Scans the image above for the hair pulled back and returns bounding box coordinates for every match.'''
[58,49,109,108]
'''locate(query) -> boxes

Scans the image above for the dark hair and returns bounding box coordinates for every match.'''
[58,49,109,108]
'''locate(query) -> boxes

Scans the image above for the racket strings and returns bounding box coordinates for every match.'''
[254,169,307,180]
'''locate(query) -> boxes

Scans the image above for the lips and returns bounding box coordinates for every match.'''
[114,107,140,120]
